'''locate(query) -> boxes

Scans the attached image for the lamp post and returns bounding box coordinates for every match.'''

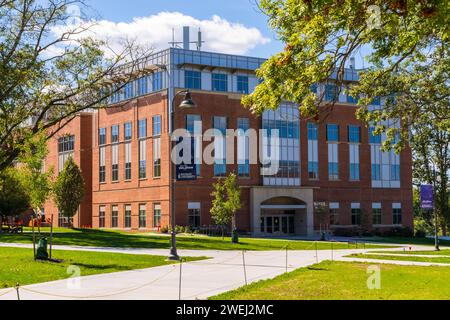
[168,90,196,261]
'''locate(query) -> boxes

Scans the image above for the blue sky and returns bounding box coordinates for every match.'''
[85,0,283,58]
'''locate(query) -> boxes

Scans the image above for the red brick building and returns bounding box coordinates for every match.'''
[43,46,413,237]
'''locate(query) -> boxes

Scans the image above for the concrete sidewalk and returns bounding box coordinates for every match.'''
[0,243,375,300]
[1,242,446,300]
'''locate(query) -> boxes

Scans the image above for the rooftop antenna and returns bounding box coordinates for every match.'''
[168,26,205,51]
[196,28,205,51]
[168,28,182,48]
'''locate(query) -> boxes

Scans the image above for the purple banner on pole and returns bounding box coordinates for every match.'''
[420,184,434,210]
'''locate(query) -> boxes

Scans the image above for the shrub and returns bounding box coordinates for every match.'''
[160,225,169,234]
[414,217,433,238]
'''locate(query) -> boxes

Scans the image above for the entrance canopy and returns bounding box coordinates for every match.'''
[260,197,306,209]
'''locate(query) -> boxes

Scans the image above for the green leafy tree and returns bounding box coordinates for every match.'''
[19,134,53,216]
[0,0,151,172]
[412,119,449,235]
[53,157,84,227]
[243,0,449,149]
[210,173,242,239]
[0,168,31,222]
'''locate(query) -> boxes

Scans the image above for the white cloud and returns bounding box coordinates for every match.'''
[51,11,270,56]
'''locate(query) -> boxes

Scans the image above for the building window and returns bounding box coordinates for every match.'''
[99,128,106,145]
[326,124,339,142]
[328,162,339,181]
[153,72,162,91]
[111,144,119,182]
[393,204,402,225]
[125,142,132,180]
[347,94,358,104]
[351,204,361,225]
[58,211,73,227]
[99,147,106,183]
[186,114,202,176]
[124,205,132,228]
[58,135,75,153]
[139,140,146,179]
[328,138,339,181]
[325,84,337,101]
[111,205,118,228]
[99,206,105,228]
[153,138,161,178]
[391,164,400,181]
[369,127,381,144]
[350,163,360,181]
[213,116,227,176]
[58,135,75,172]
[371,164,381,181]
[139,204,146,228]
[372,96,381,106]
[124,122,132,141]
[212,73,228,92]
[237,117,250,177]
[153,115,161,136]
[124,82,134,100]
[262,104,300,185]
[348,125,361,143]
[137,76,149,96]
[185,70,201,90]
[307,123,319,179]
[237,75,249,94]
[372,204,382,225]
[308,162,319,180]
[349,144,360,180]
[307,122,318,140]
[153,203,161,228]
[138,119,147,138]
[188,203,201,228]
[329,203,339,225]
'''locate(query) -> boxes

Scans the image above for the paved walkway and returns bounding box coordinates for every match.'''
[0,242,448,300]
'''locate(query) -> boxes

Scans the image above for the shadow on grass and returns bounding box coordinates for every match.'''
[71,263,139,271]
[306,266,330,271]
[0,228,253,250]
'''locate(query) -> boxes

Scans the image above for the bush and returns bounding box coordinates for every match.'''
[160,225,169,234]
[332,227,360,237]
[414,218,433,238]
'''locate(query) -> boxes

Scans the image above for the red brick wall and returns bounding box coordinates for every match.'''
[44,90,413,233]
[43,113,93,227]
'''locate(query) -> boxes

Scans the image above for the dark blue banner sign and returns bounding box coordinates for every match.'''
[420,184,434,210]
[175,136,197,181]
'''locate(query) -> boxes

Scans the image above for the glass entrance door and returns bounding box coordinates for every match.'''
[261,214,295,235]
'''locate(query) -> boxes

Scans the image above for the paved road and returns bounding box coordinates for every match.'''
[0,242,447,300]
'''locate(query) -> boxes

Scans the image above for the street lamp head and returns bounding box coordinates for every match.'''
[178,91,197,109]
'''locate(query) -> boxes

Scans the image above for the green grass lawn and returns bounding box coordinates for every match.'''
[210,261,450,300]
[362,236,450,247]
[0,228,393,251]
[347,253,450,264]
[0,246,205,289]
[371,249,450,256]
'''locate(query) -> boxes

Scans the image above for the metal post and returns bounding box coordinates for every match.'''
[285,245,288,273]
[169,94,179,261]
[242,250,247,285]
[31,216,36,260]
[315,241,318,263]
[15,283,20,300]
[434,209,440,251]
[49,214,54,259]
[178,259,183,300]
[331,242,334,261]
